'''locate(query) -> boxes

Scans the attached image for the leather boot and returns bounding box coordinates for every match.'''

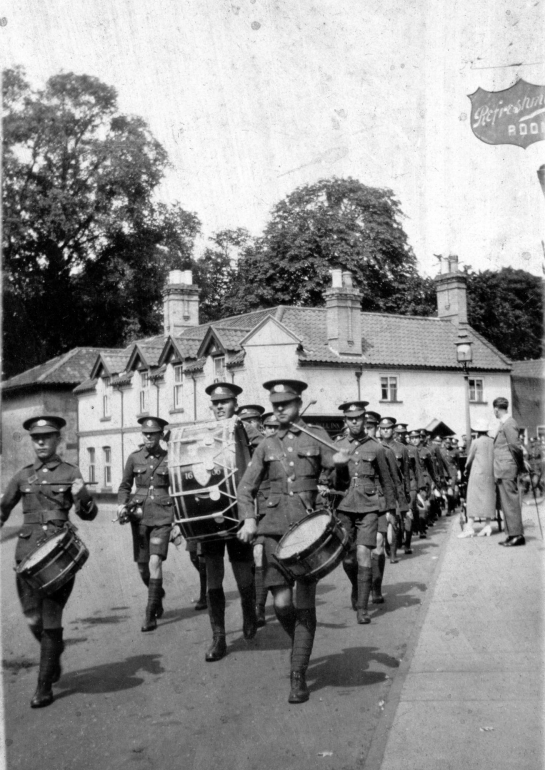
[31,629,62,708]
[194,559,208,610]
[288,671,309,703]
[240,585,258,640]
[205,588,227,661]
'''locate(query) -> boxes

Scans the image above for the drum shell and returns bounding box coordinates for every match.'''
[168,418,251,542]
[16,529,89,596]
[274,511,350,584]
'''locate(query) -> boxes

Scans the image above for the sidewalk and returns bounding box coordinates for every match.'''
[371,500,545,770]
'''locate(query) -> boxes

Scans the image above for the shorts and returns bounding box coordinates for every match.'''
[377,512,388,535]
[262,535,294,589]
[131,523,171,563]
[16,572,74,615]
[336,510,378,548]
[200,537,254,563]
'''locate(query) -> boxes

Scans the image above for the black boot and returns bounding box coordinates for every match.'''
[254,567,267,626]
[205,588,227,661]
[275,605,297,640]
[356,566,372,624]
[141,579,163,632]
[194,559,208,611]
[31,629,62,708]
[343,560,358,611]
[288,671,309,704]
[371,553,385,604]
[240,585,258,640]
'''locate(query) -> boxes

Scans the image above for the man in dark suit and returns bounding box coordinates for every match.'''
[492,397,525,547]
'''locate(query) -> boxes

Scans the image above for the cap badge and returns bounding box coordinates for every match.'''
[274,384,286,392]
[348,404,357,411]
[37,420,47,427]
[146,420,153,427]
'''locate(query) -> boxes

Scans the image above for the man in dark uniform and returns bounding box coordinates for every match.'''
[364,411,398,602]
[117,416,172,632]
[1,416,98,708]
[441,436,460,515]
[394,424,409,445]
[237,380,349,703]
[254,411,280,626]
[201,382,257,661]
[405,429,425,553]
[379,417,411,564]
[332,403,396,621]
[236,404,265,434]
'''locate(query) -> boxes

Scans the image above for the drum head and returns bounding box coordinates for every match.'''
[277,511,331,559]
[23,531,67,568]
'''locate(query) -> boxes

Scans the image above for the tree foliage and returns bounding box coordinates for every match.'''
[222,177,425,315]
[2,67,200,377]
[465,267,543,361]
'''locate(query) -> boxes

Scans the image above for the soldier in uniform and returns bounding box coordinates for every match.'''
[394,423,409,445]
[441,436,460,515]
[254,411,280,626]
[1,416,98,708]
[378,417,411,564]
[236,404,265,435]
[405,429,425,553]
[117,416,172,632]
[201,382,257,661]
[363,411,397,602]
[492,397,526,546]
[237,380,349,703]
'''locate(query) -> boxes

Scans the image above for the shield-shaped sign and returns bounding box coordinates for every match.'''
[468,79,545,149]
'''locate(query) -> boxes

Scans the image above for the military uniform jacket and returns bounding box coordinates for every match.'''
[381,439,411,510]
[332,434,396,516]
[493,416,524,480]
[406,445,425,491]
[417,445,437,488]
[528,445,543,474]
[117,446,173,526]
[237,419,335,536]
[430,445,451,484]
[441,446,459,483]
[0,455,97,562]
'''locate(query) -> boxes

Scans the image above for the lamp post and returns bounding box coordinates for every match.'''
[455,331,473,454]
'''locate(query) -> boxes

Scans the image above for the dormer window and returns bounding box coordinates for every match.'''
[139,370,150,413]
[213,355,225,381]
[173,364,184,409]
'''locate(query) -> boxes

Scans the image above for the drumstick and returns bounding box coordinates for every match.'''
[299,399,317,417]
[289,420,349,454]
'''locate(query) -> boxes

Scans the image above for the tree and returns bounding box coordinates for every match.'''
[465,267,543,361]
[223,177,424,315]
[2,67,200,377]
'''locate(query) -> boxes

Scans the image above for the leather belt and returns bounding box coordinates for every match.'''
[23,510,69,524]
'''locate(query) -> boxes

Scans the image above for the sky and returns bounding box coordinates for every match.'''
[2,0,545,277]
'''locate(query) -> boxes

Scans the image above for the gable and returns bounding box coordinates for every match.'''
[241,316,302,348]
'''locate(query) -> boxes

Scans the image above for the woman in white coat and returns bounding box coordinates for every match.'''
[459,420,496,538]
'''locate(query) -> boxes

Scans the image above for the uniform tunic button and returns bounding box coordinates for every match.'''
[287,433,294,439]
[289,462,294,466]
[287,447,293,452]
[289,492,294,496]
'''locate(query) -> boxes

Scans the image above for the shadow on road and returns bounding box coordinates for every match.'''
[371,580,427,616]
[53,653,164,700]
[72,614,131,626]
[308,645,399,691]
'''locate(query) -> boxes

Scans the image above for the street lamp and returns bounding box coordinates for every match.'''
[456,330,473,453]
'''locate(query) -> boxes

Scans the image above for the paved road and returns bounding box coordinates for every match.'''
[1,506,450,770]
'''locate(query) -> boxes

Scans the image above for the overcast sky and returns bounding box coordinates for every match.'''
[3,0,545,276]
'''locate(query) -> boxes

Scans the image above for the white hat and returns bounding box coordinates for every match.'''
[472,419,491,434]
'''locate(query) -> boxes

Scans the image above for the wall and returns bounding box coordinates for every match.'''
[512,375,545,436]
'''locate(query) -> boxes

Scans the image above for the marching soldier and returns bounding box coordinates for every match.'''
[254,411,280,626]
[236,404,265,436]
[1,416,98,708]
[201,382,257,661]
[378,417,411,563]
[117,417,172,632]
[237,380,349,703]
[441,436,460,515]
[394,423,409,445]
[405,430,425,553]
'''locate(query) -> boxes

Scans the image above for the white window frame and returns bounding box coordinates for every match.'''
[380,375,398,402]
[213,355,225,381]
[468,377,484,403]
[103,446,112,487]
[88,448,96,484]
[173,364,184,409]
[139,370,150,414]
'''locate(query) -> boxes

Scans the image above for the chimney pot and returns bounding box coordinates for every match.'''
[342,271,353,288]
[330,269,343,288]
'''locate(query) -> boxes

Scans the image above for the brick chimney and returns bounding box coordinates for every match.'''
[325,270,362,355]
[163,270,199,336]
[435,255,468,324]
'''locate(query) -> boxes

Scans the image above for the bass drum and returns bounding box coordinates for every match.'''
[168,416,251,542]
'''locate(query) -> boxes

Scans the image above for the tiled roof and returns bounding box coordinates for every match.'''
[208,326,251,352]
[184,357,206,373]
[3,348,104,391]
[216,308,277,329]
[511,359,545,378]
[227,351,246,367]
[134,337,165,367]
[73,377,98,394]
[99,350,131,375]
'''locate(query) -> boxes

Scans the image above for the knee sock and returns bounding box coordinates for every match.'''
[38,628,63,686]
[372,552,385,594]
[274,605,297,640]
[343,561,358,592]
[239,584,256,616]
[198,559,207,600]
[357,566,372,611]
[207,588,226,636]
[255,567,268,607]
[147,579,163,615]
[291,608,317,673]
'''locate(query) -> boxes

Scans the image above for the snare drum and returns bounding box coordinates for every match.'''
[16,527,89,595]
[274,509,350,583]
[168,417,251,542]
